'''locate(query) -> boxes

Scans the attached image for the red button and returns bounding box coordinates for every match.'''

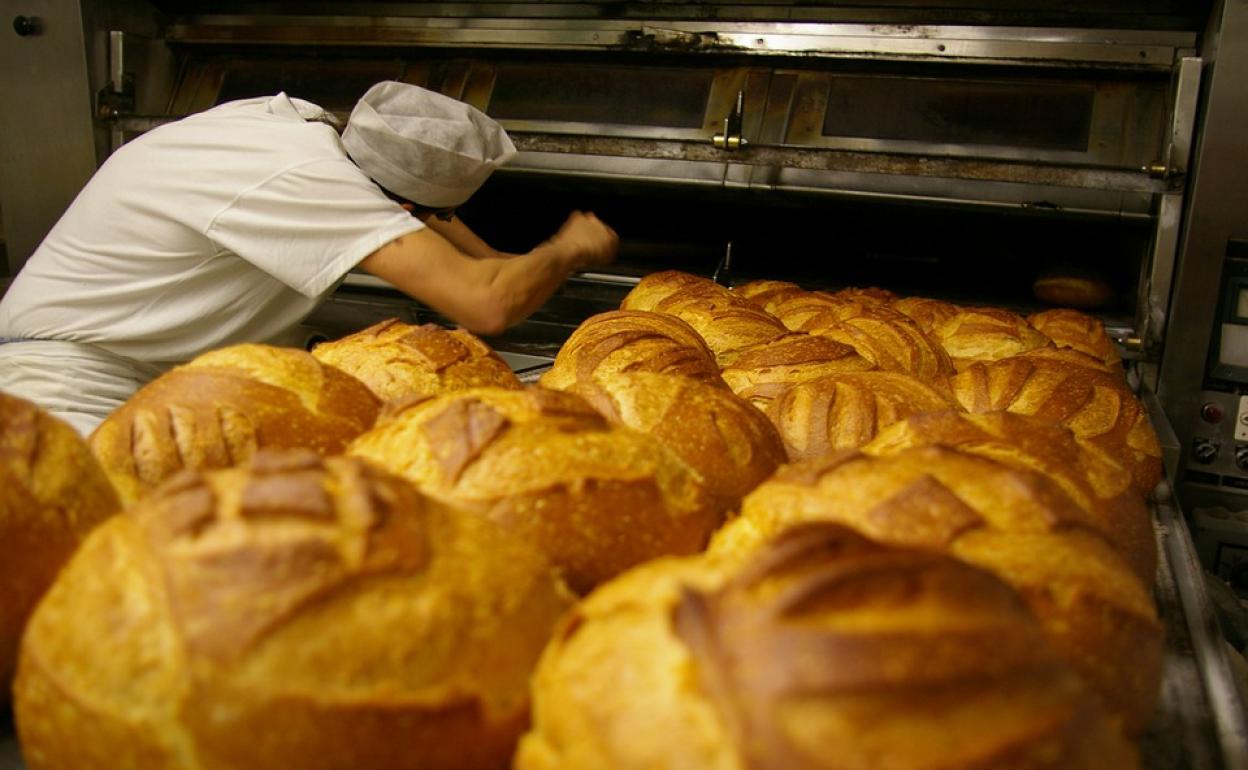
[1202,403,1224,423]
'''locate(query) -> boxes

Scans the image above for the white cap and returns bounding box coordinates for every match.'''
[341,81,516,208]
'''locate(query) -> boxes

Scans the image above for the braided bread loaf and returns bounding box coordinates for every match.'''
[538,310,723,392]
[517,522,1139,770]
[348,387,719,594]
[1,392,119,697]
[14,450,572,770]
[89,344,380,505]
[713,446,1162,735]
[311,319,521,402]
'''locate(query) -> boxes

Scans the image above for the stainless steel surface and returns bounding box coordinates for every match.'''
[0,0,99,273]
[166,15,1196,67]
[1159,0,1248,498]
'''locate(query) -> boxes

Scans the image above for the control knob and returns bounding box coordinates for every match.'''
[1192,437,1220,465]
[1236,444,1248,472]
[13,15,41,36]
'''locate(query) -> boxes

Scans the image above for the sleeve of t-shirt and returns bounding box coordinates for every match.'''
[204,157,426,298]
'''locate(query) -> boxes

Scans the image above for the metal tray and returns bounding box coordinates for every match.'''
[2,489,1244,768]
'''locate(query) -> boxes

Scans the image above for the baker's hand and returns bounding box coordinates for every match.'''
[549,211,619,271]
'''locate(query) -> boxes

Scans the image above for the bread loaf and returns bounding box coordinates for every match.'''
[890,295,963,333]
[14,450,572,770]
[720,333,874,408]
[621,271,789,365]
[517,522,1139,770]
[569,372,786,510]
[89,344,380,505]
[713,446,1163,734]
[949,354,1162,494]
[1033,271,1115,309]
[931,307,1053,370]
[732,279,808,315]
[863,410,1154,583]
[0,392,120,697]
[822,285,898,305]
[768,291,866,332]
[538,310,723,392]
[800,308,957,386]
[750,370,960,461]
[311,318,521,402]
[348,387,720,594]
[1027,309,1121,366]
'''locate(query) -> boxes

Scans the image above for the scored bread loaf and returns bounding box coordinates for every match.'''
[89,343,380,505]
[712,446,1163,735]
[569,371,786,510]
[1033,270,1116,309]
[931,307,1054,370]
[748,370,960,461]
[768,291,869,332]
[731,279,808,315]
[950,353,1162,495]
[1027,309,1122,366]
[863,410,1154,583]
[0,392,120,697]
[621,271,790,365]
[14,450,572,770]
[720,333,874,408]
[311,318,521,402]
[822,285,898,305]
[799,308,957,387]
[517,522,1139,770]
[890,295,963,334]
[348,386,720,594]
[538,310,724,392]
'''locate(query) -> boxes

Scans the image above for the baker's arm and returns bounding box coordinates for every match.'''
[417,213,518,259]
[357,211,618,335]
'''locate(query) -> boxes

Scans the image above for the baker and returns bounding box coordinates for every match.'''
[0,80,618,436]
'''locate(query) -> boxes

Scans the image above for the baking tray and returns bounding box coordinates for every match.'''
[2,489,1244,768]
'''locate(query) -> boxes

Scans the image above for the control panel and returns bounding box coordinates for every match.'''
[1185,390,1248,494]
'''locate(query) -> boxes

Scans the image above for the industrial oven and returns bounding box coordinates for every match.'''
[1,1,1246,767]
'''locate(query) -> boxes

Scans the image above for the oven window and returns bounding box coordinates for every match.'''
[488,65,712,128]
[821,75,1095,151]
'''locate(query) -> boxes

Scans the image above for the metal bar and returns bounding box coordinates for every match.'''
[1168,56,1203,177]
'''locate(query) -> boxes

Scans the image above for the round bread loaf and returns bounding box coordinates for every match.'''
[569,372,786,510]
[731,278,808,315]
[801,308,956,386]
[0,392,120,697]
[1027,309,1121,366]
[538,310,723,392]
[517,522,1139,770]
[621,272,790,365]
[1033,271,1115,309]
[713,446,1162,735]
[90,344,380,505]
[311,318,521,402]
[348,386,720,594]
[931,307,1054,370]
[720,333,875,408]
[949,353,1162,495]
[768,291,867,332]
[822,285,898,305]
[14,450,572,770]
[890,295,963,333]
[750,370,959,461]
[863,410,1154,583]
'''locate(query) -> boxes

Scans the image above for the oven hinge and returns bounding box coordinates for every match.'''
[712,91,748,151]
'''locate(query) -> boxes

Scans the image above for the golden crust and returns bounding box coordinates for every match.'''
[348,387,721,594]
[621,272,789,365]
[715,446,1162,734]
[1026,309,1121,366]
[752,370,960,461]
[539,310,724,392]
[14,450,572,770]
[311,318,521,402]
[731,279,808,315]
[569,372,786,510]
[518,523,1139,770]
[932,308,1054,370]
[863,410,1154,583]
[0,392,120,696]
[890,295,964,334]
[949,354,1162,495]
[89,344,380,505]
[720,333,875,409]
[800,308,957,386]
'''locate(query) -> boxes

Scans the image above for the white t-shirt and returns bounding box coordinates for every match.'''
[0,93,424,365]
